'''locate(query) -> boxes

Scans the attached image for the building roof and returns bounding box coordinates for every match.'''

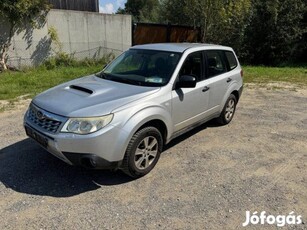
[48,0,99,12]
[131,43,232,53]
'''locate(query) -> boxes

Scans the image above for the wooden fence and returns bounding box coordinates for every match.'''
[133,23,201,45]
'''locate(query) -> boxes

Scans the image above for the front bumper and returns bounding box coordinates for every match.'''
[62,152,120,169]
[24,122,126,169]
[24,109,129,169]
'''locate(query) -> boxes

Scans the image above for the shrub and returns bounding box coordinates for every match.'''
[43,52,115,70]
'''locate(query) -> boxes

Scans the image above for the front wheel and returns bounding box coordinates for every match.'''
[121,127,163,178]
[218,94,237,125]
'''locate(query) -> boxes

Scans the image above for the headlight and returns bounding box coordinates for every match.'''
[61,114,113,134]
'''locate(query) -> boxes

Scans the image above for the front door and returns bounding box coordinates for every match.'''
[171,51,211,132]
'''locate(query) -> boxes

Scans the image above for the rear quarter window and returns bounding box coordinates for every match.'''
[225,51,238,70]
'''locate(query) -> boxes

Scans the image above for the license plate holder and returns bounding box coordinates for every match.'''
[25,126,48,148]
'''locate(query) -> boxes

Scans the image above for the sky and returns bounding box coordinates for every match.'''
[99,0,127,14]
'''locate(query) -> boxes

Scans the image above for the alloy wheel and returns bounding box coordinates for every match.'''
[134,136,158,170]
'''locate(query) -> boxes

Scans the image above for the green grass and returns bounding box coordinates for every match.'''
[0,65,306,102]
[0,65,102,100]
[243,66,307,86]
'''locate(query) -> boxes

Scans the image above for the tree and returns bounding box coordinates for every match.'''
[0,0,50,71]
[138,0,161,22]
[294,8,307,63]
[160,0,195,26]
[213,0,251,56]
[161,0,305,64]
[117,0,161,22]
[244,0,306,65]
[161,0,252,46]
[161,0,226,42]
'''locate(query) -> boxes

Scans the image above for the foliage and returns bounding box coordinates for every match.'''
[124,0,252,44]
[43,53,115,70]
[48,26,62,53]
[160,0,251,48]
[160,0,222,42]
[296,11,307,62]
[214,0,251,56]
[0,0,50,26]
[43,53,77,70]
[243,0,306,65]
[0,0,50,71]
[119,0,306,65]
[138,0,161,22]
[117,0,161,22]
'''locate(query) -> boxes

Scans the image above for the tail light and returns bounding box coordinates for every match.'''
[240,69,244,78]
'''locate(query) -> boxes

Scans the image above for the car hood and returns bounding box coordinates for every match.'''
[33,75,160,117]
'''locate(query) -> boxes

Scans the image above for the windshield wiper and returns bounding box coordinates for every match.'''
[96,72,143,86]
[95,72,108,79]
[110,77,142,86]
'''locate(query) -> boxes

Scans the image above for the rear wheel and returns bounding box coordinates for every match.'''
[218,94,237,125]
[121,127,163,178]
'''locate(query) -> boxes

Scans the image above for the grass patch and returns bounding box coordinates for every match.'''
[0,65,306,101]
[243,66,307,86]
[0,65,102,100]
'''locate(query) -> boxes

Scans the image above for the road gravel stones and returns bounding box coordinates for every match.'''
[0,88,306,229]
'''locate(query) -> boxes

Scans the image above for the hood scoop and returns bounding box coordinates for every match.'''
[69,85,93,94]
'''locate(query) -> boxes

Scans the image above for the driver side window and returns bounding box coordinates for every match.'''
[179,52,203,82]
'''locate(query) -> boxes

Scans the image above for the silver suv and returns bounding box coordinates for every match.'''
[24,43,243,178]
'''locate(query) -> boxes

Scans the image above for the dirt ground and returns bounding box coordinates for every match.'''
[0,86,306,230]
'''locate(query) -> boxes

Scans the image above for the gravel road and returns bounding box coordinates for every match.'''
[0,86,306,230]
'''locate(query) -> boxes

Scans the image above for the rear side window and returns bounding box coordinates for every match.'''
[206,50,227,78]
[225,51,238,70]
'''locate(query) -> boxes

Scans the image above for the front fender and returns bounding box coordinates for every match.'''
[112,105,173,161]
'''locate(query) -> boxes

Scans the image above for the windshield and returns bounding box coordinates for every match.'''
[97,49,181,87]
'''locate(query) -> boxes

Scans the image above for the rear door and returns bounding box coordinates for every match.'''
[204,50,232,114]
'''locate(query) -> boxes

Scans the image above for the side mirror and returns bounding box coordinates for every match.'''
[176,75,196,89]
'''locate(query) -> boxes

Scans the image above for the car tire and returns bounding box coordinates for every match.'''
[218,94,237,125]
[121,127,163,178]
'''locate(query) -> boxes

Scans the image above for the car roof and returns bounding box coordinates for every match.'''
[131,43,232,53]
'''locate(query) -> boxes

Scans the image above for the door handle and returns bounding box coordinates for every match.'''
[202,86,210,92]
[227,78,232,83]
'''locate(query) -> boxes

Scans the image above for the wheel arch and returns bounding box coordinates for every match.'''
[137,119,168,145]
[220,83,241,113]
[117,106,173,161]
[231,90,240,102]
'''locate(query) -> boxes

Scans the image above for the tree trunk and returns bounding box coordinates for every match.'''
[0,24,14,71]
[0,46,8,71]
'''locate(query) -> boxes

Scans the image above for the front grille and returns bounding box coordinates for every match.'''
[28,105,63,133]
